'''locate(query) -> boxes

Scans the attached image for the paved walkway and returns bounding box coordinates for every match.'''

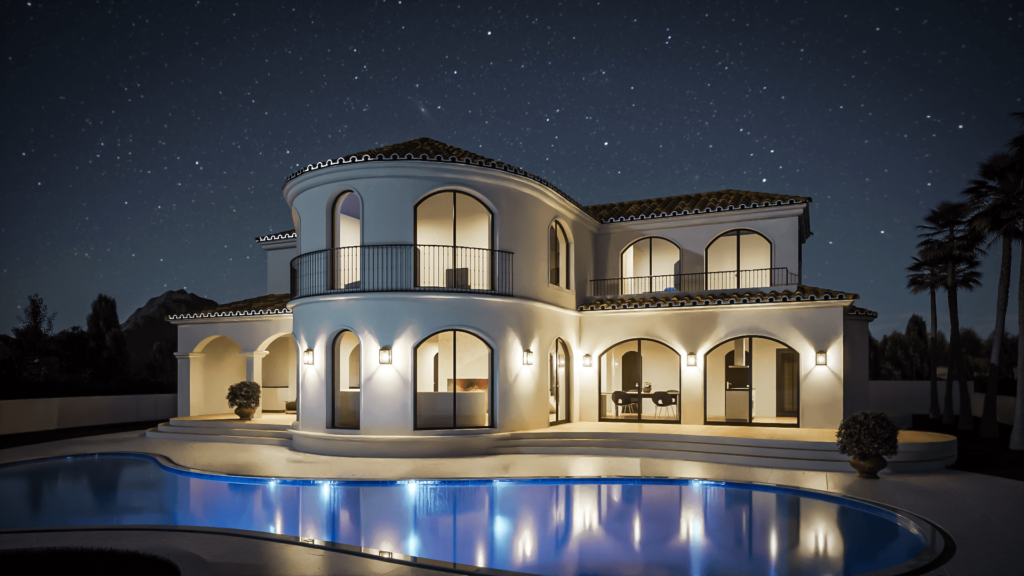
[1,430,1021,575]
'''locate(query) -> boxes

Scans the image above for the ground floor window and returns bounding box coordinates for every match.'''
[333,331,361,428]
[414,330,493,429]
[598,339,680,423]
[704,336,799,426]
[549,338,571,425]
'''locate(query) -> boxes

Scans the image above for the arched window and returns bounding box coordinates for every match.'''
[549,222,571,290]
[549,338,571,425]
[414,330,493,429]
[705,229,771,290]
[703,336,798,427]
[415,191,493,290]
[332,330,361,428]
[620,237,680,294]
[598,339,680,423]
[332,192,361,290]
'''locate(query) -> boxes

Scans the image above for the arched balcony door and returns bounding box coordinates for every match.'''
[414,329,493,429]
[332,330,361,428]
[620,237,680,294]
[703,336,799,427]
[598,339,680,423]
[549,338,571,425]
[331,192,362,290]
[415,191,493,291]
[704,229,771,290]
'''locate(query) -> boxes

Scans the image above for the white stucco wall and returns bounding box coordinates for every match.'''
[578,302,847,429]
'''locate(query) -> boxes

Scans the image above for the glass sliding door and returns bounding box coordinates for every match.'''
[705,230,773,290]
[704,336,799,426]
[415,330,493,429]
[598,339,680,423]
[415,191,493,291]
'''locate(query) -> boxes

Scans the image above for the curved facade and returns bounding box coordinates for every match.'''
[170,138,876,458]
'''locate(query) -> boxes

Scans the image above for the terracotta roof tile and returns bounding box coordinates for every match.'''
[285,137,587,213]
[579,285,856,311]
[584,189,811,223]
[167,294,292,320]
[255,229,296,243]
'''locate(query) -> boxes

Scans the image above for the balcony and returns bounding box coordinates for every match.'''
[290,245,514,299]
[588,267,799,298]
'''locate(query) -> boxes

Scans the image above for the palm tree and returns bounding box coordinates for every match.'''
[962,152,1023,438]
[1006,111,1024,451]
[907,255,945,419]
[917,202,985,429]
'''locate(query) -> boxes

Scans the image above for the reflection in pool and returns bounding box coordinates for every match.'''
[0,454,933,575]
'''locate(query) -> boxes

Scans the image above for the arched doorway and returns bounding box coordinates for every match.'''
[620,237,680,294]
[548,338,571,425]
[704,336,799,426]
[192,335,245,416]
[598,339,680,423]
[331,191,362,290]
[705,229,772,290]
[261,334,297,412]
[414,329,493,429]
[332,330,361,428]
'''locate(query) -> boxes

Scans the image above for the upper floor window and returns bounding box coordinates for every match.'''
[705,229,771,290]
[549,221,570,290]
[620,237,680,294]
[415,191,493,290]
[333,192,361,248]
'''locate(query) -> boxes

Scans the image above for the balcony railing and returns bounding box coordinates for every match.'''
[290,245,514,299]
[589,267,798,297]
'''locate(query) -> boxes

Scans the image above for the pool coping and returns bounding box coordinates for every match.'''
[0,451,956,576]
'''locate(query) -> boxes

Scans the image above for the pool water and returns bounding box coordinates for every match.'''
[0,454,934,575]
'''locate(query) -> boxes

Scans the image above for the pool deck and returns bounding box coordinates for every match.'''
[0,429,1020,575]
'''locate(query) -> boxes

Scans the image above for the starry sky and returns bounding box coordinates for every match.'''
[2,0,1022,339]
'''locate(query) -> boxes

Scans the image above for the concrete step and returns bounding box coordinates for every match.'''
[146,428,291,447]
[166,418,293,432]
[157,420,292,436]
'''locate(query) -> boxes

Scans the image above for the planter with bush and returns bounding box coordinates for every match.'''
[836,411,900,479]
[226,381,261,420]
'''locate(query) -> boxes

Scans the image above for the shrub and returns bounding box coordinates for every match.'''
[836,411,899,459]
[226,380,261,409]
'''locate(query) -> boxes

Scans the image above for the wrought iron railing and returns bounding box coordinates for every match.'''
[291,245,514,299]
[589,267,798,297]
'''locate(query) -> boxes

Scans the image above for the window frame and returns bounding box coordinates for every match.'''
[701,335,800,428]
[412,328,496,431]
[548,221,571,291]
[330,329,362,430]
[596,337,681,424]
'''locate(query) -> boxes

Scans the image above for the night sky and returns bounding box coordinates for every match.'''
[2,1,1022,339]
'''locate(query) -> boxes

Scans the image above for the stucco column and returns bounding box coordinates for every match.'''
[174,352,203,418]
[240,350,270,418]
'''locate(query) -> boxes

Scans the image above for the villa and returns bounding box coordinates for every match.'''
[158,137,891,461]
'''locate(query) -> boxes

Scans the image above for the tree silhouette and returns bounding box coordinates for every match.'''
[962,152,1023,438]
[1006,111,1024,451]
[907,256,944,419]
[917,202,984,429]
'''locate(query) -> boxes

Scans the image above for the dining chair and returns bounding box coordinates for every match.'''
[652,391,673,418]
[611,391,638,417]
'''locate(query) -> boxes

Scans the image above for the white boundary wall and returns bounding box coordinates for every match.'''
[868,380,1016,425]
[0,394,177,435]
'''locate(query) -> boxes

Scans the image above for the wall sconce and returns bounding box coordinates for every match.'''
[582,354,592,367]
[816,350,827,366]
[523,349,534,366]
[687,352,697,366]
[379,347,392,364]
[302,348,314,365]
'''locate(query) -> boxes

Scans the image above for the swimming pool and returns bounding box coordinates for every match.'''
[0,454,949,575]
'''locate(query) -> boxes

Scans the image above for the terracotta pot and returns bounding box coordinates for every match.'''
[234,406,255,420]
[850,454,887,479]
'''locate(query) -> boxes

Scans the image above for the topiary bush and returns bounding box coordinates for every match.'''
[226,380,260,409]
[836,411,899,459]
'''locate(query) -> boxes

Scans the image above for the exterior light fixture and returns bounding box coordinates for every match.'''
[379,347,392,364]
[687,352,697,366]
[523,349,534,366]
[582,354,592,367]
[303,348,314,365]
[816,350,827,366]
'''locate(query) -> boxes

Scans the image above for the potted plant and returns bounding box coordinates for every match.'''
[226,380,261,420]
[836,411,899,479]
